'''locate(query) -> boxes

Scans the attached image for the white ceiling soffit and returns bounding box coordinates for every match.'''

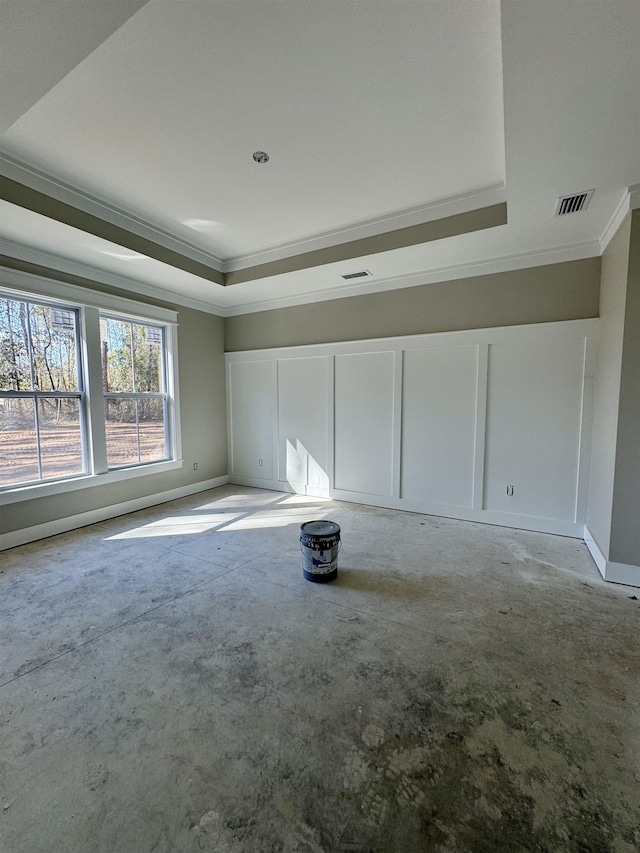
[1,0,639,315]
[0,201,228,315]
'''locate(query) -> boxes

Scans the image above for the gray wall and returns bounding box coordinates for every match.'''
[225,258,601,351]
[0,265,227,537]
[586,217,630,557]
[8,248,635,565]
[609,209,640,565]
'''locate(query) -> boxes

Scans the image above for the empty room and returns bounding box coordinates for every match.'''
[1,1,639,851]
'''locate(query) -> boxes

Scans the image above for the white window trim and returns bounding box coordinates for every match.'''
[0,268,183,504]
[0,460,184,505]
[0,268,178,324]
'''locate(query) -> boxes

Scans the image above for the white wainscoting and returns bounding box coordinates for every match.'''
[228,359,276,480]
[334,351,396,497]
[225,319,598,536]
[483,336,587,522]
[401,345,479,508]
[277,356,329,494]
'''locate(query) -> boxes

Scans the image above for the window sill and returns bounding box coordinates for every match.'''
[0,459,184,506]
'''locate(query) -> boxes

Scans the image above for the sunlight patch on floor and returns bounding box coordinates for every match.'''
[105,512,243,539]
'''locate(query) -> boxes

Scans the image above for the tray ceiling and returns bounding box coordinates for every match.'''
[1,0,638,315]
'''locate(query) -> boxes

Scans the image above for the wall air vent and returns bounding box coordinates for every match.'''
[555,189,594,216]
[341,270,371,280]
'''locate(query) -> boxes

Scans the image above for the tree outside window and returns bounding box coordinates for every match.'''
[1,291,176,491]
[99,316,169,468]
[0,296,84,487]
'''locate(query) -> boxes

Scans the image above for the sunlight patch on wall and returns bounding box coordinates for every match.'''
[284,439,329,492]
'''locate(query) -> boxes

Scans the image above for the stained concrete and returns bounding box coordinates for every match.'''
[0,486,638,853]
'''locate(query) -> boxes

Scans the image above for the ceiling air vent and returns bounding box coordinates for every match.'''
[341,270,371,280]
[555,189,594,216]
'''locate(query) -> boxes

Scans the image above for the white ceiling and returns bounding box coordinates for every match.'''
[1,0,639,316]
[0,0,148,133]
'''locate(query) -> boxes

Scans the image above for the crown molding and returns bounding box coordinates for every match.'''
[0,239,227,316]
[1,234,600,319]
[1,155,510,285]
[223,240,600,317]
[599,189,632,253]
[225,202,507,286]
[222,182,507,271]
[1,154,508,276]
[0,154,225,270]
[599,184,640,253]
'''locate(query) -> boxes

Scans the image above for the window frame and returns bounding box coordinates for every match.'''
[0,269,182,505]
[0,295,87,486]
[100,312,171,470]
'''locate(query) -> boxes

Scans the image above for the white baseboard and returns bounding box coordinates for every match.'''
[5,480,638,589]
[584,525,640,588]
[230,476,331,500]
[335,490,584,538]
[605,561,640,587]
[230,475,583,537]
[0,475,230,552]
[230,480,640,586]
[583,526,607,578]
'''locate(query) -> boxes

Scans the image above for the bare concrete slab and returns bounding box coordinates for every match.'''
[1,487,638,852]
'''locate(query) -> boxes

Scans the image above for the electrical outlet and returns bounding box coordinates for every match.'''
[258,459,263,467]
[193,462,198,471]
[506,485,514,496]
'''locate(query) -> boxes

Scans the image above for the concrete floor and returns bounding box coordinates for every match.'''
[0,486,638,853]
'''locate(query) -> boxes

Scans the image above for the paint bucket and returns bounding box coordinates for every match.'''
[300,520,341,583]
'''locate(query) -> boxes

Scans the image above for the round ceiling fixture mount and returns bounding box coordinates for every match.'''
[252,151,270,164]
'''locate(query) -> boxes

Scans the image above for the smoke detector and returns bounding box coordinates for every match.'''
[555,189,594,216]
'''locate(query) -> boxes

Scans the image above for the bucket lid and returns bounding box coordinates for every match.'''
[300,519,340,536]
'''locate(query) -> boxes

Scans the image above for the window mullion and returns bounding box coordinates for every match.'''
[82,307,108,475]
[166,324,181,462]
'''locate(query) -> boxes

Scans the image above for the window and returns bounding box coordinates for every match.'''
[100,315,169,468]
[0,296,84,487]
[0,275,181,497]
